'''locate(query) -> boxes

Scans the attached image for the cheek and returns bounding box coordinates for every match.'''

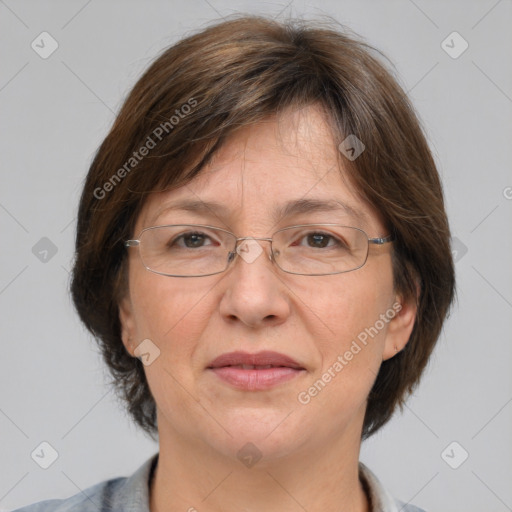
[295,303,392,432]
[129,269,223,369]
[293,257,394,346]
[295,261,394,403]
[129,273,219,419]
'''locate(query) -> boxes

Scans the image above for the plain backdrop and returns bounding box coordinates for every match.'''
[1,1,511,511]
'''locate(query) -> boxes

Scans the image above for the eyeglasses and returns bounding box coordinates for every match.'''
[124,224,393,277]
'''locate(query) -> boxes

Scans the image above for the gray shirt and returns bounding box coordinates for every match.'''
[12,453,426,512]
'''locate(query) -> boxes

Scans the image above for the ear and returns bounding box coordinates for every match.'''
[382,294,418,361]
[119,295,137,357]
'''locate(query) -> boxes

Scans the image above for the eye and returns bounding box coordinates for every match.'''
[294,231,346,250]
[305,233,334,249]
[170,231,217,249]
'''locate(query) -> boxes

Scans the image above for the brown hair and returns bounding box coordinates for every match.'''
[70,15,455,440]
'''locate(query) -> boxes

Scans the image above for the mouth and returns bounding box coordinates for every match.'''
[207,351,306,391]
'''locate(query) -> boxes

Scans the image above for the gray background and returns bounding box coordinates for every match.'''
[1,1,511,511]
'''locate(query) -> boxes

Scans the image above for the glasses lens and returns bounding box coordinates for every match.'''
[139,225,235,276]
[272,225,368,275]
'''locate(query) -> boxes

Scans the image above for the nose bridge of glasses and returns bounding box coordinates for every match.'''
[230,236,275,264]
[235,235,273,244]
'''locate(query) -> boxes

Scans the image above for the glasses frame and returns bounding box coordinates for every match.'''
[124,223,394,277]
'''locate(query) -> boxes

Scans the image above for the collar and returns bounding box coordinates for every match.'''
[359,461,407,511]
[123,453,412,512]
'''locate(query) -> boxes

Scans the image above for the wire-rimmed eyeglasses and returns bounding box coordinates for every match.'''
[124,223,394,277]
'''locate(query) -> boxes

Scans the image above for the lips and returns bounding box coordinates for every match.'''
[207,351,304,370]
[207,351,305,391]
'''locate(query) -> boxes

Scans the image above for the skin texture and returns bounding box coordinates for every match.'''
[119,105,417,512]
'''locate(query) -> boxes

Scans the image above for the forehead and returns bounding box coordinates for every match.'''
[138,105,382,231]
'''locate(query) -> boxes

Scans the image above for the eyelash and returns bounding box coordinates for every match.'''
[170,230,345,249]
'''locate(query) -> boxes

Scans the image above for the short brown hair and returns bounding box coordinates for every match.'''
[71,15,455,440]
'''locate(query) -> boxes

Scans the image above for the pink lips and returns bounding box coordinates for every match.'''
[207,350,305,391]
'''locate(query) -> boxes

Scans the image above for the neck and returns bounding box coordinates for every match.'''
[149,420,370,512]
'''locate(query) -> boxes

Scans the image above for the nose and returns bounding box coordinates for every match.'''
[218,238,291,329]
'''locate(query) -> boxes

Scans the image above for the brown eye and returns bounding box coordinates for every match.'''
[306,233,332,248]
[182,233,208,248]
[168,231,215,249]
[293,231,347,250]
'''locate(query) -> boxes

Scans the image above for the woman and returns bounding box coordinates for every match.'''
[15,15,455,512]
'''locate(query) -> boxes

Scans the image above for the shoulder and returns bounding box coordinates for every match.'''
[11,453,158,512]
[394,501,427,512]
[11,476,127,512]
[359,462,428,512]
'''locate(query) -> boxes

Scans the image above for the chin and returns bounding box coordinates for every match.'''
[203,407,311,464]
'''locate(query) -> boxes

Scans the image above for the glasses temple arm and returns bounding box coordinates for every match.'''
[368,235,394,245]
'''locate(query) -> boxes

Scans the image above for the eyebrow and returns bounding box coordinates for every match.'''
[152,197,367,225]
[278,198,366,223]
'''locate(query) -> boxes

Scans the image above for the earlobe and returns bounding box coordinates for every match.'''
[382,295,417,361]
[119,297,136,357]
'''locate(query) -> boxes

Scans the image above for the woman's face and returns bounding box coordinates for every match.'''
[119,105,415,464]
